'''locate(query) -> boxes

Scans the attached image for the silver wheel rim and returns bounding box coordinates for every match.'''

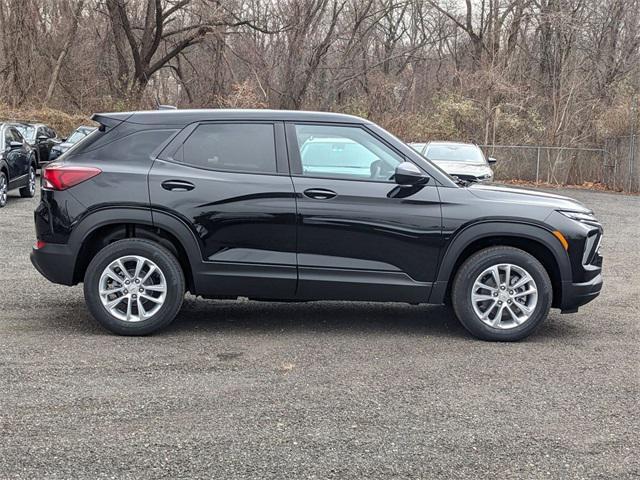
[0,175,6,205]
[471,263,538,329]
[28,167,36,195]
[98,255,167,322]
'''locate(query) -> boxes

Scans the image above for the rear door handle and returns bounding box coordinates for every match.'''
[161,180,195,192]
[303,188,337,200]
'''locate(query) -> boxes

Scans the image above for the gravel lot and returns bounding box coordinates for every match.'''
[0,186,638,479]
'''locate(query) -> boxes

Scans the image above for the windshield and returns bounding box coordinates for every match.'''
[67,128,94,144]
[14,125,36,142]
[409,143,427,153]
[425,144,485,164]
[56,128,100,159]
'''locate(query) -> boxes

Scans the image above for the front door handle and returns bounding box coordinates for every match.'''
[303,188,337,200]
[161,180,195,192]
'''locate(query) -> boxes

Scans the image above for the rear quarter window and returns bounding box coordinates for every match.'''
[68,128,177,162]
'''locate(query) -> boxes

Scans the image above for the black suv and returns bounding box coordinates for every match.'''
[13,122,61,167]
[30,110,603,340]
[0,123,37,207]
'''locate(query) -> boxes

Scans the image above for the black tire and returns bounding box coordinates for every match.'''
[0,170,7,208]
[19,165,36,198]
[83,239,185,335]
[451,246,552,341]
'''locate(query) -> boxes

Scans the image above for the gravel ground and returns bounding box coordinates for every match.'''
[0,186,638,479]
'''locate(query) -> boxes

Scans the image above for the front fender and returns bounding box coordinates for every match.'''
[429,221,572,304]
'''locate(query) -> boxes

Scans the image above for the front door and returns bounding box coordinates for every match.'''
[286,123,442,303]
[149,121,297,299]
[4,127,29,185]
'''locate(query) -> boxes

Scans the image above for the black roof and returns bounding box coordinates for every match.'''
[92,109,371,126]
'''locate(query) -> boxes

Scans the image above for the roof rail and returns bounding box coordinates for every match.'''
[157,104,177,110]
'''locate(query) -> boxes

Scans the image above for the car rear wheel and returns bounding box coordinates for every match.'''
[451,246,552,341]
[83,239,185,335]
[0,171,7,207]
[19,165,36,198]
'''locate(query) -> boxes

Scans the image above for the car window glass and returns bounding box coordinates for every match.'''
[73,129,176,162]
[294,124,403,181]
[11,128,24,142]
[181,123,277,174]
[4,128,13,146]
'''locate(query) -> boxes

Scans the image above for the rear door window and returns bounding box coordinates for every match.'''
[180,123,277,174]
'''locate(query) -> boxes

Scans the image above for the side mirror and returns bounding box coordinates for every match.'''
[394,161,429,186]
[9,141,22,150]
[37,135,49,142]
[60,137,67,142]
[488,157,497,165]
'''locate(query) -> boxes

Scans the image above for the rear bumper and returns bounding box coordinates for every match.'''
[560,273,603,313]
[30,243,76,286]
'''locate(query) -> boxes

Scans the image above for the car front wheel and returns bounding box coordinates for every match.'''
[83,239,185,335]
[451,246,552,341]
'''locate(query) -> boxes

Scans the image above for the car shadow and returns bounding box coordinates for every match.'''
[44,297,579,342]
[160,298,471,339]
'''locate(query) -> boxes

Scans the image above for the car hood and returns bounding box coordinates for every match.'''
[57,142,74,150]
[432,161,491,176]
[467,184,591,212]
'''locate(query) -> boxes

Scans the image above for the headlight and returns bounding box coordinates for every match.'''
[558,210,598,224]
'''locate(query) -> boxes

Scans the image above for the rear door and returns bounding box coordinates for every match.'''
[149,121,297,299]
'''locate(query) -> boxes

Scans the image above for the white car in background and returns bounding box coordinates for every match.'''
[410,141,496,183]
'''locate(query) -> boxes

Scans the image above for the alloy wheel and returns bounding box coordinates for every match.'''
[471,263,538,329]
[0,174,7,206]
[28,167,36,196]
[98,255,167,322]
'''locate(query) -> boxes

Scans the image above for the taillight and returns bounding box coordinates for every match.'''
[42,165,101,190]
[34,240,46,249]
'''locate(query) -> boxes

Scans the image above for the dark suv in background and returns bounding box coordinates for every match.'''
[13,122,61,167]
[30,109,603,340]
[0,123,37,207]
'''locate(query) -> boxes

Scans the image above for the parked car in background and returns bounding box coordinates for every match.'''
[410,141,495,183]
[0,123,37,207]
[12,123,61,167]
[31,109,602,341]
[49,126,97,162]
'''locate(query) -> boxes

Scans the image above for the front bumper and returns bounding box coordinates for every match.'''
[560,272,603,313]
[30,243,76,286]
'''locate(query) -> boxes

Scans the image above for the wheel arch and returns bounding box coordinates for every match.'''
[70,208,202,292]
[430,221,571,308]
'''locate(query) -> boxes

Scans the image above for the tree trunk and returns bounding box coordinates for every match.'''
[45,0,85,106]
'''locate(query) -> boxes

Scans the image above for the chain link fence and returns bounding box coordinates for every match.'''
[480,138,639,193]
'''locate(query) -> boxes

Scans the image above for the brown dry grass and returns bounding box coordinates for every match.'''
[0,104,95,136]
